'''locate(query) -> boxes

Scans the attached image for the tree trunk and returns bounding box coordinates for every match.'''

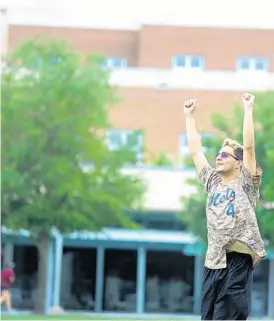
[34,232,51,313]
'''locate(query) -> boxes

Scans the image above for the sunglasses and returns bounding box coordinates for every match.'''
[216,151,238,160]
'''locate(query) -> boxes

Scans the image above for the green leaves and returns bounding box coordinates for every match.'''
[2,37,145,234]
[179,179,207,244]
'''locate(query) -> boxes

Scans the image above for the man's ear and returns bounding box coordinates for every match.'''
[235,161,241,169]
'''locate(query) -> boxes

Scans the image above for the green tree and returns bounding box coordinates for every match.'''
[180,91,274,247]
[146,150,174,167]
[1,37,145,312]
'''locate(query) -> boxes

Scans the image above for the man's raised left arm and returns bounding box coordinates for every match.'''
[242,93,257,175]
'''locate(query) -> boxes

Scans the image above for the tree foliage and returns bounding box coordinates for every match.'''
[1,37,145,311]
[146,151,174,167]
[180,91,274,247]
[2,37,145,233]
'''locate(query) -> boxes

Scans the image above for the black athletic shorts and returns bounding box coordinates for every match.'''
[201,251,253,320]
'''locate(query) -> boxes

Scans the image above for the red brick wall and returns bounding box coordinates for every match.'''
[9,25,139,66]
[138,25,274,70]
[8,24,273,156]
[9,25,274,71]
[111,88,241,155]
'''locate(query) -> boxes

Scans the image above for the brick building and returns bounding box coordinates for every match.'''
[1,1,274,316]
[2,0,274,162]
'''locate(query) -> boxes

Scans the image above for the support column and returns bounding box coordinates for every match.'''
[60,252,73,306]
[136,246,146,314]
[45,239,54,313]
[52,232,63,307]
[268,259,274,319]
[95,246,105,312]
[194,254,204,314]
[3,242,14,265]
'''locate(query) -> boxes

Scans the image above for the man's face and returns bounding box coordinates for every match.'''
[216,145,239,174]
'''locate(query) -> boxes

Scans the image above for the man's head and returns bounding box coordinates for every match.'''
[216,139,243,175]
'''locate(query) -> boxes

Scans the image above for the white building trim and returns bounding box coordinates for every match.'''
[110,68,274,91]
[2,0,274,30]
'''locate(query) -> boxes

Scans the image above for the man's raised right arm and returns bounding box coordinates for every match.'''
[184,99,209,175]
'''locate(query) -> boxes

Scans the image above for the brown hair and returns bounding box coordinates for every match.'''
[222,138,243,161]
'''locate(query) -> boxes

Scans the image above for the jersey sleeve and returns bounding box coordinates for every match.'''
[241,165,262,201]
[198,165,220,193]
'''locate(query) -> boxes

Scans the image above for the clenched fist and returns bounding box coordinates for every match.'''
[184,99,198,114]
[241,93,255,108]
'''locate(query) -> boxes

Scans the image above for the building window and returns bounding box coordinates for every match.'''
[237,58,250,70]
[48,56,62,64]
[236,57,268,71]
[254,58,268,71]
[105,129,143,165]
[172,54,204,69]
[174,55,186,67]
[103,57,127,69]
[190,55,203,68]
[180,132,216,164]
[179,132,189,157]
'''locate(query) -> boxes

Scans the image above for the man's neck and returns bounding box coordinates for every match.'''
[220,171,241,185]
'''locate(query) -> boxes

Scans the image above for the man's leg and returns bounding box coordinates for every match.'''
[0,290,6,304]
[213,252,253,320]
[0,289,13,312]
[200,267,216,320]
[0,289,8,303]
[209,267,229,320]
[5,290,12,312]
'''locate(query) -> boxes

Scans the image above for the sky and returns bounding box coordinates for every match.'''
[1,0,274,30]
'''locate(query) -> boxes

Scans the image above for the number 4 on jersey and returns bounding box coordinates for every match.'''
[226,203,235,217]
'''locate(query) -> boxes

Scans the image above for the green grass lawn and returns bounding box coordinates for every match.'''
[1,314,269,321]
[0,314,197,320]
[1,316,100,320]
